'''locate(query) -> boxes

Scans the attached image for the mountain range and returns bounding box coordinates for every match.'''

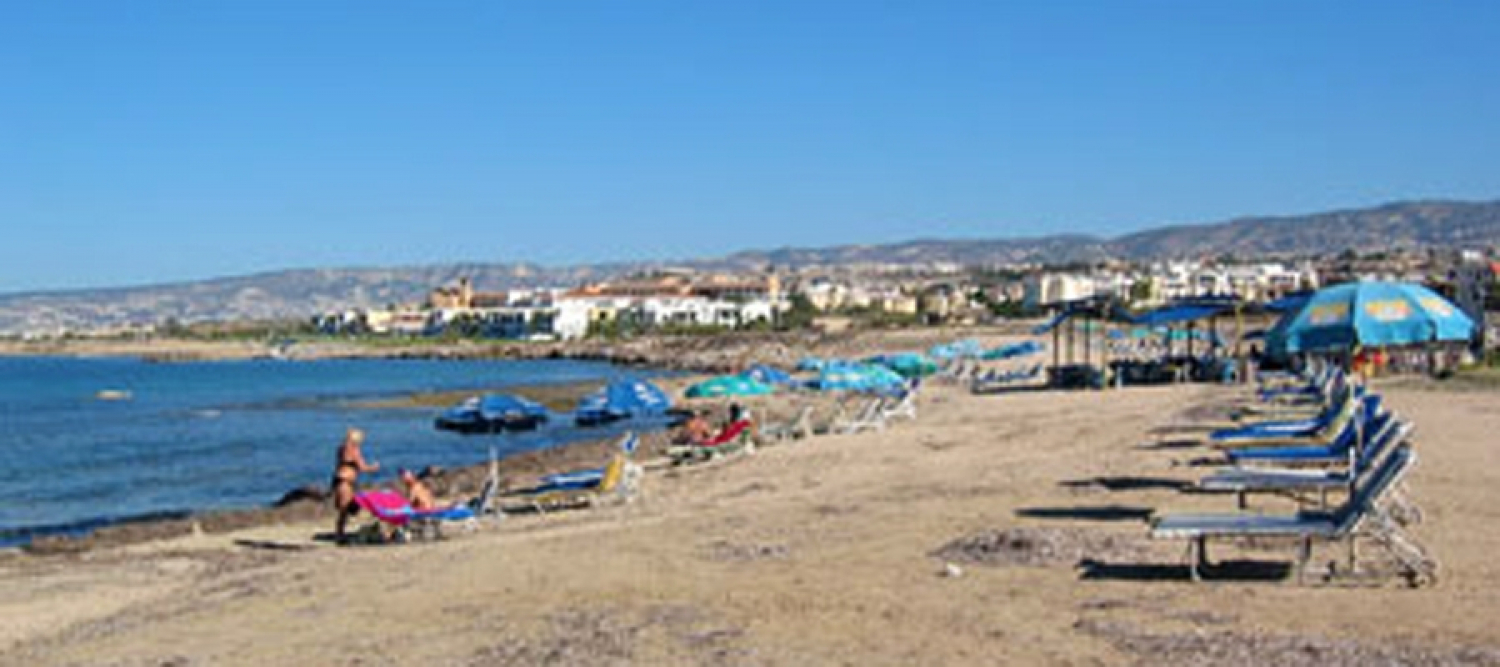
[2,199,1497,334]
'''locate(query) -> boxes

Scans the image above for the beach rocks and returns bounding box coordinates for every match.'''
[274,485,328,508]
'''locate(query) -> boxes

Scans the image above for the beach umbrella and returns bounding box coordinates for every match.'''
[477,394,548,421]
[1266,281,1475,355]
[929,339,985,360]
[575,379,673,424]
[813,363,907,392]
[866,353,940,378]
[686,375,776,399]
[981,340,1044,361]
[742,364,795,386]
[796,357,828,372]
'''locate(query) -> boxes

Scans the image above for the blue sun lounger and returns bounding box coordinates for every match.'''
[1203,416,1412,508]
[536,433,640,488]
[514,451,644,513]
[1210,390,1374,447]
[1257,367,1338,401]
[1225,405,1390,466]
[1244,369,1346,416]
[1151,445,1435,585]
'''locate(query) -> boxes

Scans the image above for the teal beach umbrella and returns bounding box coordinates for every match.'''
[866,353,940,378]
[686,375,776,399]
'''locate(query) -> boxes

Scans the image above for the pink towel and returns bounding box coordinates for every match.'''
[354,490,413,526]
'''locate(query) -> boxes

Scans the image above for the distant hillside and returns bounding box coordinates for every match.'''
[1,199,1496,334]
[1106,200,1500,259]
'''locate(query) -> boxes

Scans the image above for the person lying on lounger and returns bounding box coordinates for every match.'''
[400,469,436,511]
[675,410,713,445]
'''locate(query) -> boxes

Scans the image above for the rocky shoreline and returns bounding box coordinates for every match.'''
[0,323,1038,373]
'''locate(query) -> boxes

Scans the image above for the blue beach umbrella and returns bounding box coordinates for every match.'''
[929,339,985,360]
[575,379,673,425]
[1267,281,1475,355]
[477,394,548,421]
[797,357,828,372]
[981,340,1044,361]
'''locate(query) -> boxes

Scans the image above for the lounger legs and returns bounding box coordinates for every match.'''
[1187,536,1209,582]
[1297,537,1313,585]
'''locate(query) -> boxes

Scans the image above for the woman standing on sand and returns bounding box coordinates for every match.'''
[331,427,379,543]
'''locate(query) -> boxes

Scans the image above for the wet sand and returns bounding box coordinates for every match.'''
[4,376,1498,665]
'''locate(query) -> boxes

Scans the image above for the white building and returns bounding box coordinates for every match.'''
[1024,274,1095,308]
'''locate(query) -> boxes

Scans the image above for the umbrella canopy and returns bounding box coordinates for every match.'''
[686,375,776,399]
[929,339,985,360]
[742,364,795,386]
[866,353,940,378]
[796,357,828,372]
[811,363,908,392]
[1267,281,1475,355]
[477,394,548,421]
[981,340,1044,361]
[576,379,673,420]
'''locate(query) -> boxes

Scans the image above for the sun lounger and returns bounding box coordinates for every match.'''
[1225,408,1392,466]
[1256,359,1331,390]
[1202,416,1412,508]
[467,449,503,518]
[354,490,478,542]
[1241,370,1346,417]
[513,450,644,513]
[669,420,756,464]
[1210,389,1373,447]
[1257,368,1337,401]
[761,405,815,442]
[535,433,639,488]
[831,398,887,434]
[1151,444,1435,585]
[970,363,1043,393]
[881,386,919,422]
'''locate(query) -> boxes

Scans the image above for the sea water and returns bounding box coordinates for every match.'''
[0,356,658,546]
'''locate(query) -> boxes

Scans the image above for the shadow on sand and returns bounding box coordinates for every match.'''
[970,383,1053,396]
[1136,439,1203,451]
[234,538,321,552]
[1014,505,1155,523]
[1059,477,1192,493]
[1078,558,1292,582]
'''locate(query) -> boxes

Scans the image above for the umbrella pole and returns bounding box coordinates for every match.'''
[1066,316,1075,366]
[1052,320,1061,380]
[1084,313,1092,368]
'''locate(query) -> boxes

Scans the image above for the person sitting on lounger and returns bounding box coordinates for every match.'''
[331,427,379,543]
[400,469,436,511]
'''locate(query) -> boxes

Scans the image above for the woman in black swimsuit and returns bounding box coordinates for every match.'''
[331,428,379,543]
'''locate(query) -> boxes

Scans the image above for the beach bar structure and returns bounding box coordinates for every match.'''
[1033,296,1260,388]
[1031,297,1118,390]
[1121,296,1242,383]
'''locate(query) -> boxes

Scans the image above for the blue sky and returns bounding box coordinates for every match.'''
[2,2,1498,292]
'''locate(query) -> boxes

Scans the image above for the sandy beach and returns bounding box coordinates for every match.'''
[3,372,1498,666]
